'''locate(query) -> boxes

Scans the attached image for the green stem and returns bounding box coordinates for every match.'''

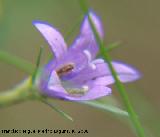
[41,99,73,121]
[78,0,145,137]
[0,78,37,107]
[90,15,145,137]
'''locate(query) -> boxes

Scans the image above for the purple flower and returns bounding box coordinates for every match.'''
[33,10,140,101]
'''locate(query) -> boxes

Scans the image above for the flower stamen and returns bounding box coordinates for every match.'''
[67,85,88,97]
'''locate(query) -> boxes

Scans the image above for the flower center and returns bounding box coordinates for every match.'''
[56,64,74,77]
[66,85,89,97]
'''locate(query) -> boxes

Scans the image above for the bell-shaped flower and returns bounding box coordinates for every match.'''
[33,10,140,101]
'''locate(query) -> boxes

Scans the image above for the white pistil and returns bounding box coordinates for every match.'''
[83,50,97,70]
[90,63,96,70]
[83,50,92,62]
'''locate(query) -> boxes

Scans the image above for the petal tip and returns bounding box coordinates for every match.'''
[88,9,101,20]
[32,20,44,26]
[32,20,53,28]
[32,20,41,25]
[113,60,142,81]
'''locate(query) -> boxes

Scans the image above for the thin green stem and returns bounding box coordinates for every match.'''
[41,99,73,121]
[32,46,43,84]
[78,0,145,137]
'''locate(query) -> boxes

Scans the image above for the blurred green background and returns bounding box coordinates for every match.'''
[0,0,159,137]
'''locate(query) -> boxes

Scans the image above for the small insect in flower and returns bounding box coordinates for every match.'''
[56,64,74,77]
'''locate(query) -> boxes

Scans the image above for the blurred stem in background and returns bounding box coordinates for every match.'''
[0,0,10,48]
[78,0,145,137]
[0,50,34,74]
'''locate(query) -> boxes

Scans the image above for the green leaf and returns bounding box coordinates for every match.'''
[81,98,128,117]
[105,41,122,52]
[97,42,121,57]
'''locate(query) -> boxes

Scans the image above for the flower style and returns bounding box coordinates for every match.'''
[33,10,140,101]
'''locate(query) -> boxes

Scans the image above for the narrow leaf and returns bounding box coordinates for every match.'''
[81,100,128,117]
[105,41,121,52]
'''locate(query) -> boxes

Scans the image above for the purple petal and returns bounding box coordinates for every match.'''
[39,70,111,101]
[51,81,111,101]
[81,10,104,38]
[91,76,114,86]
[54,49,90,80]
[33,21,67,59]
[42,85,111,101]
[40,70,68,98]
[40,71,66,96]
[112,61,141,82]
[70,59,141,85]
[70,10,104,59]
